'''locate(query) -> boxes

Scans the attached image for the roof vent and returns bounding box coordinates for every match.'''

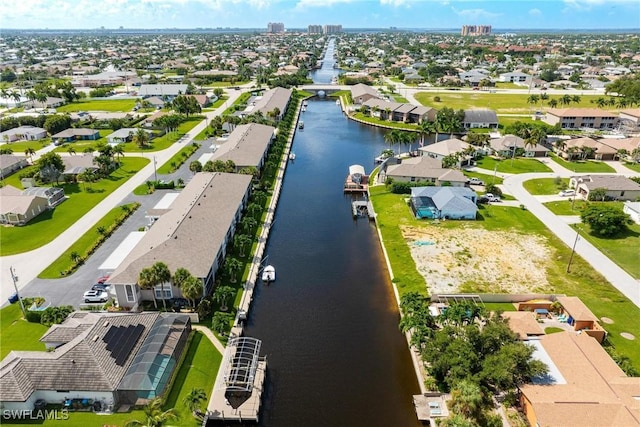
[103,321,109,327]
[92,335,99,342]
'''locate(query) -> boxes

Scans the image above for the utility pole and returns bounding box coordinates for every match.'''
[153,156,158,182]
[10,266,27,317]
[566,228,580,273]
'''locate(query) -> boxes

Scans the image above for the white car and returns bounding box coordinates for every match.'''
[558,189,576,197]
[83,290,108,303]
[486,193,501,202]
[467,177,484,186]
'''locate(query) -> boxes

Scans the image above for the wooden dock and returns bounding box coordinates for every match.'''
[352,200,376,220]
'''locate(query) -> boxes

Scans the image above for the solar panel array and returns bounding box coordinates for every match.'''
[103,324,145,366]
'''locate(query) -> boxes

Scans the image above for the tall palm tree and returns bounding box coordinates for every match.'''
[383,129,399,155]
[133,128,150,149]
[224,257,242,283]
[125,397,178,427]
[138,267,159,309]
[113,143,125,163]
[213,285,235,311]
[181,276,203,308]
[183,388,207,415]
[24,147,36,161]
[417,120,436,147]
[151,262,171,311]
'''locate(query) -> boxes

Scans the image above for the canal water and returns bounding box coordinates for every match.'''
[309,38,341,84]
[243,99,421,425]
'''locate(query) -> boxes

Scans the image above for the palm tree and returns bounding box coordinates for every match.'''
[548,99,558,108]
[151,262,171,311]
[224,257,242,283]
[24,147,36,161]
[211,311,233,336]
[448,380,484,421]
[67,146,76,156]
[240,216,257,234]
[417,120,436,147]
[113,144,125,164]
[213,285,235,311]
[133,128,150,149]
[527,94,539,106]
[138,267,159,309]
[172,267,192,290]
[247,202,262,219]
[560,95,572,106]
[182,276,203,308]
[183,388,207,415]
[234,234,253,257]
[571,95,581,105]
[125,397,178,427]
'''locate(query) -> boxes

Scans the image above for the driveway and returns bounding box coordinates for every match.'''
[0,90,244,303]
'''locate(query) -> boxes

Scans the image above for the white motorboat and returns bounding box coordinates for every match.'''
[335,99,340,105]
[298,121,304,129]
[289,152,296,160]
[262,265,276,283]
[301,106,306,112]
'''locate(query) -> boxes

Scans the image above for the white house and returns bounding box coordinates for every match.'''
[623,202,640,224]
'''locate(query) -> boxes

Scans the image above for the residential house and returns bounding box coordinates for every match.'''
[543,108,619,130]
[0,311,191,411]
[362,99,436,124]
[107,172,253,309]
[210,123,275,171]
[0,185,65,225]
[489,135,549,158]
[185,94,211,109]
[137,84,188,100]
[62,153,98,177]
[499,71,532,84]
[407,105,436,124]
[554,296,607,343]
[0,154,29,179]
[362,99,403,120]
[380,156,468,186]
[0,126,47,142]
[409,186,478,220]
[51,128,100,145]
[500,311,545,340]
[419,138,473,167]
[350,83,381,105]
[250,87,292,120]
[599,137,640,161]
[462,109,499,129]
[557,137,618,161]
[623,201,640,224]
[619,109,640,127]
[518,332,639,427]
[106,128,148,145]
[570,174,640,201]
[23,96,65,109]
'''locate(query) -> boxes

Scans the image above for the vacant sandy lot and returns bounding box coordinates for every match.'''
[402,225,552,294]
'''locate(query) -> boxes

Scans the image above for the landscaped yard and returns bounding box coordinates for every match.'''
[0,139,52,154]
[0,157,149,255]
[157,142,200,174]
[549,153,615,173]
[543,200,623,216]
[370,184,640,370]
[573,222,640,279]
[351,112,419,130]
[414,92,605,114]
[121,117,203,152]
[463,170,504,185]
[38,203,140,279]
[622,162,640,172]
[523,177,570,195]
[52,129,114,153]
[0,304,48,359]
[476,156,552,174]
[56,99,137,112]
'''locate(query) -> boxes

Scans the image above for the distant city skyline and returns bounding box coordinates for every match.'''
[1,0,639,31]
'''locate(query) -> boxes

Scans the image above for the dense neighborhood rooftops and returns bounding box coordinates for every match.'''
[108,172,252,284]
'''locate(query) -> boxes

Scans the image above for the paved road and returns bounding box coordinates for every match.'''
[0,90,244,303]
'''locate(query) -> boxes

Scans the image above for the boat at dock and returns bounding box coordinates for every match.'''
[343,164,369,193]
[289,152,296,161]
[335,99,340,105]
[298,121,304,129]
[262,265,276,283]
[301,106,306,112]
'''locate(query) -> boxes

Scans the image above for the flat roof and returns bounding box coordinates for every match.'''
[99,231,146,271]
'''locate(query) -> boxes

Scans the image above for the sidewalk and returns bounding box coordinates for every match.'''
[0,91,243,301]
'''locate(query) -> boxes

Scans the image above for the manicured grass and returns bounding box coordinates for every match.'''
[543,200,623,216]
[523,177,570,195]
[392,95,409,103]
[464,170,504,185]
[549,153,616,173]
[223,92,251,116]
[414,92,605,114]
[121,117,203,153]
[0,304,49,359]
[351,112,419,130]
[157,143,200,174]
[133,182,153,195]
[56,99,136,112]
[0,157,149,255]
[622,162,640,172]
[545,327,564,334]
[0,139,51,153]
[370,187,640,370]
[163,331,221,425]
[484,302,517,312]
[476,156,552,174]
[38,203,140,279]
[497,115,538,128]
[574,222,640,279]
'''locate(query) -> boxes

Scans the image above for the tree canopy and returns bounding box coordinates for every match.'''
[580,204,631,237]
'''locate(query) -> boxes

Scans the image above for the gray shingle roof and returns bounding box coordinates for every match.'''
[464,109,498,124]
[253,87,292,117]
[212,123,274,168]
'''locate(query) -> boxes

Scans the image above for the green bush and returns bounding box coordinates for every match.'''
[25,311,43,323]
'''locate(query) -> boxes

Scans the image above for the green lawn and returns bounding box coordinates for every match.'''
[56,99,136,112]
[574,222,640,279]
[0,304,49,359]
[464,170,504,185]
[163,331,221,425]
[370,186,640,370]
[414,92,606,114]
[157,143,200,174]
[484,302,517,312]
[523,177,570,195]
[0,157,149,255]
[38,203,140,279]
[476,156,552,174]
[351,112,419,130]
[0,139,51,154]
[549,153,616,173]
[622,162,640,172]
[497,115,538,128]
[543,200,623,216]
[545,327,565,334]
[122,117,203,153]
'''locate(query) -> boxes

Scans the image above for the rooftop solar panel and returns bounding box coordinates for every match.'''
[103,324,145,366]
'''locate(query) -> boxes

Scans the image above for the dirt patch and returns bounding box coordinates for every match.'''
[402,225,552,295]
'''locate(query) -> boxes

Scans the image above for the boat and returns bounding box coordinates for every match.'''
[298,121,304,129]
[301,106,306,112]
[335,99,340,105]
[262,265,276,283]
[303,101,308,107]
[289,152,296,161]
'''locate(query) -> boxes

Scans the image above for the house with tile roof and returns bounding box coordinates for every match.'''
[489,135,549,158]
[0,311,191,411]
[543,108,619,130]
[380,156,467,186]
[570,174,640,201]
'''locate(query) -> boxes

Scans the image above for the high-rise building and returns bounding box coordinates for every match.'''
[267,22,285,33]
[461,25,492,36]
[323,24,343,35]
[308,25,323,34]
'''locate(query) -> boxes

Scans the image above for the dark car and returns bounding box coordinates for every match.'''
[171,298,189,312]
[476,195,490,205]
[92,283,110,292]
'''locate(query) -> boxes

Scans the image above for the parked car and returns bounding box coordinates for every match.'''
[558,189,576,197]
[92,283,110,292]
[467,177,484,186]
[83,290,108,303]
[96,274,110,284]
[477,195,490,205]
[486,193,501,202]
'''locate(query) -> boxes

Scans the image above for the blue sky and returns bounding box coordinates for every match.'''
[1,0,638,30]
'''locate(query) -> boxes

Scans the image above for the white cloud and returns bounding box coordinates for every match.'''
[380,0,407,7]
[451,7,501,20]
[528,8,542,16]
[296,0,354,7]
